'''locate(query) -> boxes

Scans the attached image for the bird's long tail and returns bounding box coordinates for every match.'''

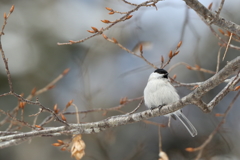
[173,110,197,137]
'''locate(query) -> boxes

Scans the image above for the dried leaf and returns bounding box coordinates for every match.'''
[71,135,86,160]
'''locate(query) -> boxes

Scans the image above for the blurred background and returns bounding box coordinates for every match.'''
[0,0,239,159]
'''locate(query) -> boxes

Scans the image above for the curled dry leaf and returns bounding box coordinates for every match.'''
[159,151,169,160]
[71,135,86,160]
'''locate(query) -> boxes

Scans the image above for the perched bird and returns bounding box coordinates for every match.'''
[144,68,197,137]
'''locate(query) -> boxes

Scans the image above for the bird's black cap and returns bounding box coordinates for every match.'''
[154,68,168,78]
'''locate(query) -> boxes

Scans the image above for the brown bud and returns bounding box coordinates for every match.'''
[215,113,224,117]
[126,15,133,20]
[234,86,240,91]
[66,100,73,108]
[226,31,231,36]
[173,50,180,56]
[61,114,67,121]
[19,102,26,109]
[102,34,108,39]
[57,140,64,145]
[47,85,55,90]
[139,44,143,53]
[87,30,95,33]
[120,97,128,105]
[10,5,15,13]
[218,29,225,35]
[69,40,75,43]
[168,50,173,58]
[109,12,114,15]
[195,64,200,70]
[186,65,192,70]
[54,104,58,113]
[61,147,67,151]
[177,41,182,49]
[208,2,213,10]
[91,27,98,32]
[185,148,195,152]
[31,87,37,96]
[52,143,62,147]
[112,38,118,43]
[101,20,111,23]
[35,125,43,129]
[105,7,113,11]
[161,56,164,63]
[62,68,70,75]
[3,13,7,19]
[172,74,177,80]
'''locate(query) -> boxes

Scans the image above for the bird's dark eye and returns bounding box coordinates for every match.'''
[154,68,168,74]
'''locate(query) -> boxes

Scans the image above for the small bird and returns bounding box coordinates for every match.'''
[144,68,197,137]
